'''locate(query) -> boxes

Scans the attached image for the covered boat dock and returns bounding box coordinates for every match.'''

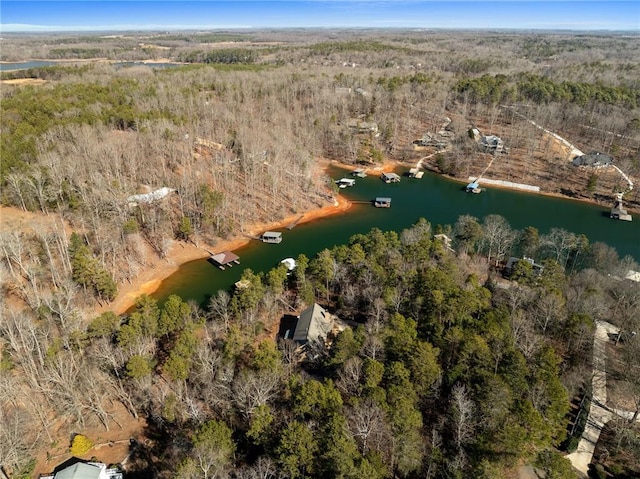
[210,251,240,270]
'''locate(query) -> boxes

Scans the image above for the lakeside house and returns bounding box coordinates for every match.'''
[40,459,122,479]
[126,187,176,206]
[572,151,613,168]
[479,135,505,154]
[345,119,379,135]
[504,256,544,277]
[434,233,454,251]
[280,303,343,360]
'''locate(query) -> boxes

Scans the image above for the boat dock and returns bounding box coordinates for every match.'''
[374,197,392,208]
[261,231,283,243]
[381,172,401,184]
[408,168,424,179]
[466,181,482,193]
[210,251,240,270]
[610,193,632,221]
[336,178,356,188]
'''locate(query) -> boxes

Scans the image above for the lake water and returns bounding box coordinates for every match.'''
[152,166,640,307]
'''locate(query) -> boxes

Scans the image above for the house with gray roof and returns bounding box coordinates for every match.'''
[292,303,335,347]
[572,151,613,168]
[40,460,122,479]
[480,135,504,153]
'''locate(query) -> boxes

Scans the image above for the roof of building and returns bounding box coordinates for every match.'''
[292,303,334,344]
[381,172,401,180]
[55,463,107,479]
[210,251,240,265]
[375,197,392,203]
[481,135,503,146]
[127,187,175,205]
[572,151,614,167]
[262,231,282,238]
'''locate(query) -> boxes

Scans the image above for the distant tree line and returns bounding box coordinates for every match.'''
[455,73,640,108]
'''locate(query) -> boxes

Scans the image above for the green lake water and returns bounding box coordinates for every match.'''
[153,167,639,307]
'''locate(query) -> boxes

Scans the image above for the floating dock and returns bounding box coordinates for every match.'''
[466,181,482,194]
[352,168,367,178]
[381,172,401,184]
[610,193,632,221]
[336,178,356,188]
[374,197,392,208]
[408,168,424,179]
[210,251,240,270]
[261,231,283,243]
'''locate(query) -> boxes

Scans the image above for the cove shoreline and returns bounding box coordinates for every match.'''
[99,159,635,317]
[99,192,353,316]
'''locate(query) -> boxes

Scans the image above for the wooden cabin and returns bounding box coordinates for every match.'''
[261,231,283,243]
[374,197,392,208]
[381,172,401,184]
[210,251,240,270]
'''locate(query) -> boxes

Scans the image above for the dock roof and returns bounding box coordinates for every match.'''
[375,197,392,202]
[382,172,401,180]
[210,251,240,266]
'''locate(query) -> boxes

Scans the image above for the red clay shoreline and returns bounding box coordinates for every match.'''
[99,158,635,316]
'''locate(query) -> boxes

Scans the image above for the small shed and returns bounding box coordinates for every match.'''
[210,251,240,270]
[381,172,401,183]
[261,231,283,243]
[374,197,392,208]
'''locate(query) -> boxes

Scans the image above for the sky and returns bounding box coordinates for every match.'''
[1,1,639,32]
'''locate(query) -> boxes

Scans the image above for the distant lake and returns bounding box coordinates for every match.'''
[152,166,640,307]
[0,60,182,71]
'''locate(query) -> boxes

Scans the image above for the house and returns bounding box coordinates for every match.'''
[504,256,544,277]
[288,303,335,348]
[127,187,176,206]
[345,119,379,135]
[572,151,614,168]
[480,135,504,153]
[434,233,454,251]
[40,460,122,479]
[381,172,401,183]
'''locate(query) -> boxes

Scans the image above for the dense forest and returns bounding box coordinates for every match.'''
[1,30,640,478]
